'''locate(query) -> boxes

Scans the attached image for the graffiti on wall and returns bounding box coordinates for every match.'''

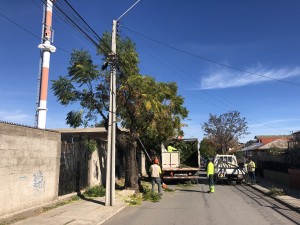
[33,170,45,196]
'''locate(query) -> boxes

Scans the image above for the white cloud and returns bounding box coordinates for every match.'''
[0,110,33,125]
[249,118,300,128]
[199,66,300,90]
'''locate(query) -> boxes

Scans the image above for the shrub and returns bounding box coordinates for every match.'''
[267,187,285,197]
[84,185,106,197]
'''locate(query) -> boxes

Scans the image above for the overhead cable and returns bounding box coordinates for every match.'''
[122,26,300,87]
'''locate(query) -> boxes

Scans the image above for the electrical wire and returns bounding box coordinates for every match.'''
[122,26,300,87]
[119,28,289,132]
[36,0,111,53]
[91,0,114,26]
[0,11,71,54]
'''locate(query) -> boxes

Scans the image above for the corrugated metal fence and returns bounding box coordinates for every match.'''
[59,142,89,196]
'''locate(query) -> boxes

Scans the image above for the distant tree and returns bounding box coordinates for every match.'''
[199,138,216,159]
[202,111,249,154]
[245,139,257,147]
[51,33,188,190]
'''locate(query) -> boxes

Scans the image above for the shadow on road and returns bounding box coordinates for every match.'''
[178,189,208,193]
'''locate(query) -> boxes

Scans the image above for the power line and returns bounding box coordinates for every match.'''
[0,12,41,40]
[49,0,112,54]
[120,28,285,132]
[122,26,300,87]
[0,11,71,54]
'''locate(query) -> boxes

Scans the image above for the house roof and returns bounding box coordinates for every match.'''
[239,139,288,151]
[55,127,128,141]
[254,135,291,145]
[239,143,263,152]
[56,127,128,133]
[259,139,288,149]
[255,135,290,138]
[57,127,107,134]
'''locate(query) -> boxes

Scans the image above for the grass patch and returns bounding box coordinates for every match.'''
[164,187,175,192]
[125,193,143,206]
[267,187,285,197]
[83,185,106,198]
[177,181,193,188]
[43,195,81,211]
[143,190,161,203]
[125,183,163,206]
[142,185,161,202]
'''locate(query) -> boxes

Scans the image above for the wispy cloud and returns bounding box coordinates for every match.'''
[199,66,300,90]
[0,110,33,125]
[249,118,300,128]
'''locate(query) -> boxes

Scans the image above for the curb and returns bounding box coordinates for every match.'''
[96,205,127,225]
[248,184,300,214]
[0,193,78,224]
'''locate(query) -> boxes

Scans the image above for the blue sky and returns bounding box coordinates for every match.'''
[1,0,300,143]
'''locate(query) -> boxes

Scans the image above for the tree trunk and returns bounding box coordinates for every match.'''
[116,133,139,191]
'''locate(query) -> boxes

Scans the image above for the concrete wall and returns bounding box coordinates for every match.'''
[288,169,300,190]
[0,123,61,217]
[263,169,290,187]
[88,140,106,187]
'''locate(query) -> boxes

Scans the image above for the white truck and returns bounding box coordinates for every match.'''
[161,138,200,183]
[213,154,244,184]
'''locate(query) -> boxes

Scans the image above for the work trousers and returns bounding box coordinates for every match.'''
[208,174,215,192]
[151,177,162,194]
[248,171,256,184]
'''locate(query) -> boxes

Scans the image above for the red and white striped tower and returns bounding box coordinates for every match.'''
[37,0,56,129]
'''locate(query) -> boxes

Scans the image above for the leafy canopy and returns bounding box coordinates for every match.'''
[52,33,188,149]
[202,111,248,154]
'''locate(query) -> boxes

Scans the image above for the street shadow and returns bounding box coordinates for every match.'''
[77,192,105,206]
[178,189,208,193]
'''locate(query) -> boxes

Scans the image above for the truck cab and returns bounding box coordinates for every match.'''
[213,154,244,184]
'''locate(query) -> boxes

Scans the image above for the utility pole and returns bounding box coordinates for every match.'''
[36,0,56,129]
[105,19,117,206]
[105,0,141,207]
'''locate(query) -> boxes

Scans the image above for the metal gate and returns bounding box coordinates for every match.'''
[58,142,89,196]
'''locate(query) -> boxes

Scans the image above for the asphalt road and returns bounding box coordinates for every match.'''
[103,179,300,225]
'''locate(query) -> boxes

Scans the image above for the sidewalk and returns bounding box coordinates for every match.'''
[248,177,300,213]
[7,190,134,225]
[3,179,300,225]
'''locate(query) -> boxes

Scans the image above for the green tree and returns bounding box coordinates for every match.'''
[52,33,188,190]
[199,138,216,159]
[202,111,248,154]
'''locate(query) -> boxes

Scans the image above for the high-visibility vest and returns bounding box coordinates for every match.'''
[207,162,214,175]
[248,161,256,172]
[167,146,177,152]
